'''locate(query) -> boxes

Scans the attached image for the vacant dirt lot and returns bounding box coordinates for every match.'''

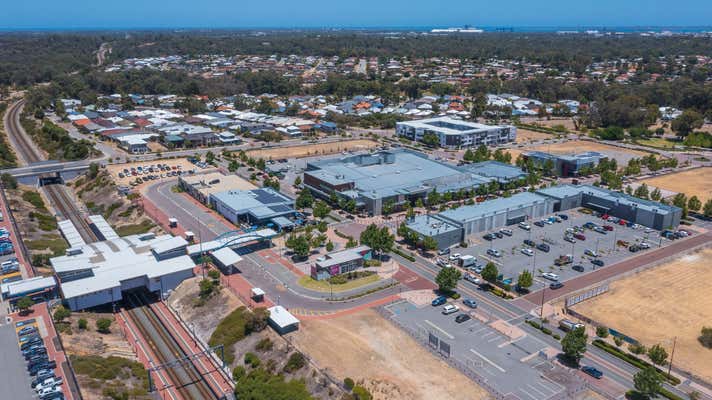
[291,309,490,400]
[245,139,379,160]
[572,247,712,382]
[640,167,712,204]
[515,128,554,143]
[506,140,650,164]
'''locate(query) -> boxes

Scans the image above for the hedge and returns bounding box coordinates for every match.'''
[592,340,680,385]
[658,388,684,400]
[393,247,416,262]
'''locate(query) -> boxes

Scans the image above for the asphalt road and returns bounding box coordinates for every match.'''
[0,322,35,400]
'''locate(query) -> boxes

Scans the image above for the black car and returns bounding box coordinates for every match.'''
[24,347,47,359]
[591,259,605,267]
[550,281,564,289]
[494,231,503,239]
[483,233,495,241]
[455,314,471,323]
[28,360,56,374]
[558,214,569,220]
[629,245,640,252]
[581,366,603,379]
[536,243,550,252]
[21,337,43,350]
[534,221,546,227]
[523,239,535,247]
[572,265,585,272]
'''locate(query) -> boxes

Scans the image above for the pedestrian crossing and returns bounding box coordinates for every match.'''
[288,308,336,317]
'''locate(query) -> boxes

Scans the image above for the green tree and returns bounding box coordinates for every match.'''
[96,318,112,334]
[561,326,588,365]
[16,296,34,314]
[647,344,668,366]
[325,241,334,252]
[53,305,71,322]
[671,110,704,138]
[0,173,18,189]
[699,326,712,349]
[78,318,88,330]
[421,236,438,252]
[352,386,373,400]
[633,367,663,399]
[421,132,440,147]
[286,234,311,259]
[650,187,662,201]
[312,201,331,219]
[481,262,498,283]
[295,190,314,209]
[427,189,441,205]
[293,176,302,186]
[704,199,712,217]
[359,224,394,258]
[435,267,461,292]
[688,196,702,213]
[634,183,650,200]
[517,270,533,290]
[234,368,313,400]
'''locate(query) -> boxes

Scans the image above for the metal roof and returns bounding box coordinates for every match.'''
[211,247,243,266]
[397,117,511,136]
[211,188,295,220]
[186,228,278,255]
[538,184,680,215]
[88,215,119,240]
[150,236,188,255]
[461,161,527,182]
[267,305,299,329]
[1,276,56,297]
[58,220,86,249]
[440,192,550,224]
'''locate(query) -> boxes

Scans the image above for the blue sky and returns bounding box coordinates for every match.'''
[2,0,711,29]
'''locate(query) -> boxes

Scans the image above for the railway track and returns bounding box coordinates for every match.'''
[125,290,219,400]
[5,99,98,243]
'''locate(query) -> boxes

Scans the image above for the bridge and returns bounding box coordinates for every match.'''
[1,160,94,184]
[186,228,278,257]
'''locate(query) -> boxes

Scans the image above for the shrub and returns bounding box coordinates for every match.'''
[244,352,261,368]
[699,326,712,349]
[255,338,273,352]
[53,305,71,322]
[283,352,306,373]
[614,337,624,347]
[596,326,609,338]
[343,377,355,391]
[78,318,88,330]
[352,386,373,400]
[232,366,246,381]
[96,318,112,333]
[629,343,647,355]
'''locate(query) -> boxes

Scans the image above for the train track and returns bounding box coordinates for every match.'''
[125,291,219,400]
[5,99,98,243]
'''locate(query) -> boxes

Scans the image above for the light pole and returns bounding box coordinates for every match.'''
[668,336,677,377]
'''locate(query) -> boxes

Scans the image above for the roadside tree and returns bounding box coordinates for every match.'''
[516,270,533,291]
[633,367,663,399]
[561,326,588,366]
[435,267,461,293]
[481,262,498,283]
[647,344,668,366]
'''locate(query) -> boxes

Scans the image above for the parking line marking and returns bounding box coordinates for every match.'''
[424,320,454,340]
[517,388,539,400]
[469,348,506,373]
[535,381,558,394]
[487,336,503,343]
[527,384,548,399]
[479,254,502,266]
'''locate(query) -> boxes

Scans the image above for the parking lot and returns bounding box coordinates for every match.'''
[444,209,671,291]
[0,321,35,400]
[385,300,582,400]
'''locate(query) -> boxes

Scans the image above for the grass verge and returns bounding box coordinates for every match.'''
[297,273,380,293]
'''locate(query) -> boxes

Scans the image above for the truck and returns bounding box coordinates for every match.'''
[168,218,178,228]
[459,255,478,268]
[184,231,195,243]
[554,254,573,266]
[559,319,584,332]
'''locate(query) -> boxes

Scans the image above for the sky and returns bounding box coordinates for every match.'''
[2,0,712,30]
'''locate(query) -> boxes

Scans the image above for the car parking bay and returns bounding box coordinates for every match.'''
[451,209,667,291]
[0,323,35,400]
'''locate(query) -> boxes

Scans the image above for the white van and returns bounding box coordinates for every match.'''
[442,304,459,315]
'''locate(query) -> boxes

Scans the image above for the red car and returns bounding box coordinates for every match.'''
[574,233,586,241]
[601,214,610,220]
[603,225,614,231]
[618,219,627,226]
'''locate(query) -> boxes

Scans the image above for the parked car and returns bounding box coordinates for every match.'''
[523,239,535,247]
[533,221,546,228]
[603,225,614,231]
[463,298,478,309]
[542,272,560,281]
[591,259,605,267]
[584,249,598,258]
[574,233,586,241]
[486,248,502,258]
[464,273,481,285]
[437,248,450,256]
[639,242,650,249]
[572,265,585,272]
[31,372,55,387]
[442,304,460,315]
[582,366,603,379]
[558,214,569,220]
[431,296,447,306]
[629,245,641,253]
[521,248,534,256]
[449,253,461,261]
[18,326,37,336]
[500,228,513,236]
[493,231,503,239]
[37,386,62,399]
[536,243,550,252]
[549,281,564,289]
[483,233,495,241]
[518,222,531,231]
[455,314,471,323]
[593,226,608,234]
[563,235,576,244]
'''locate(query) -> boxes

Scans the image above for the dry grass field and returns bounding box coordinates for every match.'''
[640,167,712,204]
[515,128,554,143]
[245,139,379,160]
[292,309,490,400]
[572,247,712,382]
[506,140,650,164]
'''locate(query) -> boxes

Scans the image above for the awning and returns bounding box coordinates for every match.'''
[271,216,294,228]
[585,202,611,211]
[211,247,243,266]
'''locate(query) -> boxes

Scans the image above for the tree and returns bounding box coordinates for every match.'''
[293,176,302,186]
[650,188,662,201]
[312,201,331,219]
[286,234,311,259]
[1,173,18,189]
[421,236,438,252]
[517,270,533,290]
[704,199,712,217]
[295,190,314,209]
[481,262,498,283]
[647,344,668,366]
[671,110,704,138]
[427,189,441,205]
[699,326,712,349]
[634,183,650,200]
[234,368,313,400]
[199,279,216,299]
[421,132,440,148]
[561,326,588,365]
[435,267,461,292]
[53,305,71,322]
[688,196,702,213]
[16,296,33,314]
[596,326,609,338]
[325,241,334,252]
[633,367,663,399]
[96,318,112,333]
[359,224,394,258]
[78,318,88,330]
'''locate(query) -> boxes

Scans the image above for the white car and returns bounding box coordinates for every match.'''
[442,304,460,315]
[486,248,502,258]
[464,273,482,284]
[521,248,534,256]
[37,386,62,398]
[518,222,531,231]
[639,242,650,249]
[500,228,513,236]
[449,253,461,261]
[584,249,599,258]
[542,272,560,281]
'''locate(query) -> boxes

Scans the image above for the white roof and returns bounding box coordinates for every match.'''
[187,229,277,255]
[267,305,299,328]
[251,287,265,296]
[58,220,86,249]
[1,276,56,296]
[211,247,243,266]
[88,215,118,240]
[150,236,188,255]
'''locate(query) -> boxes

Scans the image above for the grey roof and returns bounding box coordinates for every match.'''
[525,151,604,164]
[461,161,527,182]
[407,214,461,237]
[88,215,119,240]
[306,149,489,199]
[315,245,371,269]
[398,117,511,135]
[538,184,680,215]
[440,192,550,223]
[211,188,295,220]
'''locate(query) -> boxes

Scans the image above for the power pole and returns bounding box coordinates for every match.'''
[540,286,546,321]
[668,336,677,377]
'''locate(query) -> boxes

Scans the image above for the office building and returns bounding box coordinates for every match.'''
[396,116,516,148]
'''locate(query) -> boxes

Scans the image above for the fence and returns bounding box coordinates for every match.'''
[564,284,609,308]
[44,303,83,400]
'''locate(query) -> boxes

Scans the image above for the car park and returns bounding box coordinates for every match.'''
[442,304,459,315]
[542,272,559,281]
[581,366,603,379]
[431,296,447,306]
[521,248,534,256]
[549,281,564,289]
[455,314,471,323]
[463,298,477,308]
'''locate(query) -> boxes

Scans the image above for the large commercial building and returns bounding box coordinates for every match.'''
[211,188,297,230]
[522,151,604,177]
[396,117,516,148]
[408,184,681,249]
[51,218,195,311]
[179,172,256,204]
[303,149,494,215]
[537,185,682,230]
